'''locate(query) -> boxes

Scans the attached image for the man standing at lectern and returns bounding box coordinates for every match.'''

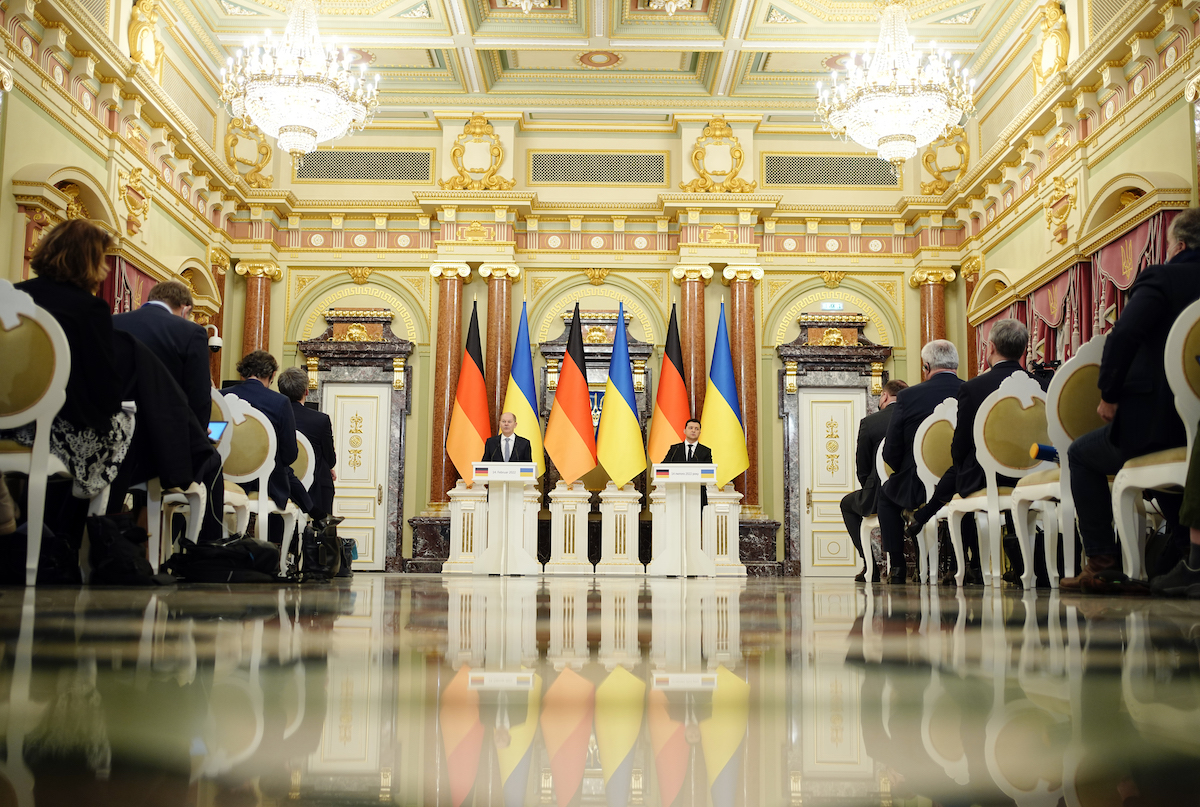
[664,419,713,507]
[482,412,533,463]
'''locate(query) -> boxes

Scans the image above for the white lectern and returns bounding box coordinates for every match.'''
[646,463,716,577]
[472,462,541,575]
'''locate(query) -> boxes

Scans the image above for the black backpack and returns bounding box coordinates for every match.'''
[167,535,280,583]
[294,516,344,582]
[86,513,174,586]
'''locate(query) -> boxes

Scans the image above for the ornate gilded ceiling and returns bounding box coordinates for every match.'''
[167,0,1032,120]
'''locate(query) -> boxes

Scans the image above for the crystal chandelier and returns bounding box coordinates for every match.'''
[506,0,548,12]
[220,0,379,159]
[816,0,975,166]
[648,0,691,15]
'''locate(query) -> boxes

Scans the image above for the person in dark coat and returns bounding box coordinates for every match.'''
[841,379,908,582]
[277,367,337,516]
[663,418,714,507]
[1064,207,1200,593]
[113,280,212,429]
[481,412,534,463]
[879,340,964,582]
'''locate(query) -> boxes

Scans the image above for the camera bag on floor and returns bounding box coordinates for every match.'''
[167,534,280,583]
[86,513,174,586]
[294,516,344,582]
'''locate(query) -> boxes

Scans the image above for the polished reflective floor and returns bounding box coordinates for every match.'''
[2,577,1200,807]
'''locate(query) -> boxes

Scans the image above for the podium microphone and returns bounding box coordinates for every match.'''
[1030,443,1059,463]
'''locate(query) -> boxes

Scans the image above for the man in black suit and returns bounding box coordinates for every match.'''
[841,379,908,582]
[113,280,212,429]
[1064,208,1200,593]
[663,418,714,507]
[277,367,337,515]
[879,340,964,582]
[225,351,315,520]
[481,412,534,463]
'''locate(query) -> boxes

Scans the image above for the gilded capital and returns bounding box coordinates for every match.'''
[908,267,956,288]
[961,256,984,283]
[235,261,282,282]
[430,263,471,281]
[671,264,714,285]
[209,246,231,274]
[722,265,764,285]
[479,263,520,281]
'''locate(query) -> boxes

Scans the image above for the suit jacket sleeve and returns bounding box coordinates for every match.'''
[855,418,873,487]
[1098,270,1168,403]
[320,412,336,469]
[277,398,299,467]
[183,324,212,427]
[517,437,533,462]
[882,396,905,471]
[950,383,973,470]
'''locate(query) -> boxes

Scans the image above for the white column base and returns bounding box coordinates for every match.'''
[443,481,488,574]
[545,480,593,575]
[706,484,746,577]
[595,482,644,575]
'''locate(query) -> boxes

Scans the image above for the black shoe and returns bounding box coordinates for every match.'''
[887,566,907,584]
[1151,559,1200,598]
[854,570,867,583]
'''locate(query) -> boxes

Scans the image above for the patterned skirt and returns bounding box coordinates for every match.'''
[0,411,135,499]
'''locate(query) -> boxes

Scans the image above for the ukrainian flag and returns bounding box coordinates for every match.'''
[502,303,545,477]
[596,302,646,487]
[700,303,750,488]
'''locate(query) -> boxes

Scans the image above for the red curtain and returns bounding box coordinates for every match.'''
[97,256,156,314]
[976,301,1028,374]
[1091,211,1178,334]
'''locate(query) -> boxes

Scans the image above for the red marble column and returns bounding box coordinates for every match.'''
[724,265,763,507]
[208,249,230,386]
[673,264,713,418]
[961,257,982,378]
[234,261,281,356]
[430,264,471,504]
[909,267,956,349]
[481,263,518,429]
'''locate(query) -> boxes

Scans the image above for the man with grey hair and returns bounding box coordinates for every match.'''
[1064,207,1200,594]
[278,367,337,516]
[877,339,964,582]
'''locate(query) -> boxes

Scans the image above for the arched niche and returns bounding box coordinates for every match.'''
[968,268,1014,315]
[528,275,665,349]
[11,164,120,229]
[1080,171,1190,235]
[765,277,902,350]
[285,273,430,348]
[175,257,221,318]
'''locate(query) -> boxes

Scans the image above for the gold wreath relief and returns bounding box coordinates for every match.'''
[680,116,757,194]
[224,118,274,189]
[439,116,515,191]
[920,127,969,196]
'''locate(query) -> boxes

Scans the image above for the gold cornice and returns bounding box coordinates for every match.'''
[236,261,283,281]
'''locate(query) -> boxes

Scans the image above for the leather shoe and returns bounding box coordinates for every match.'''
[854,570,867,583]
[887,566,907,584]
[1061,554,1148,595]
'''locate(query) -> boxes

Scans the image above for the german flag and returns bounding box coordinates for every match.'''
[544,303,597,484]
[446,302,490,482]
[646,304,689,464]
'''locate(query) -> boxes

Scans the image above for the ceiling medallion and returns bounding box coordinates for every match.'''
[648,0,691,16]
[816,0,975,167]
[576,51,623,69]
[506,0,548,12]
[220,0,380,159]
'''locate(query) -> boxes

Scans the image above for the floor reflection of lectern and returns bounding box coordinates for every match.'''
[646,463,717,577]
[472,462,541,575]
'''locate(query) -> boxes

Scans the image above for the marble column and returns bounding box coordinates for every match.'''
[909,267,957,349]
[480,263,519,429]
[960,256,983,378]
[234,261,282,357]
[429,263,472,505]
[208,247,230,387]
[671,264,713,417]
[723,265,764,507]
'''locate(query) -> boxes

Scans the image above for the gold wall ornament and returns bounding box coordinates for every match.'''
[819,327,847,346]
[908,267,957,288]
[1043,175,1078,244]
[784,360,799,394]
[392,357,406,390]
[670,264,715,285]
[235,261,283,281]
[960,255,983,283]
[439,116,515,191]
[702,223,736,244]
[870,362,884,395]
[1186,73,1200,103]
[307,356,319,389]
[118,167,150,235]
[456,221,494,242]
[1031,0,1069,94]
[179,268,197,294]
[820,270,846,289]
[58,183,89,220]
[585,326,609,344]
[128,0,165,83]
[334,323,373,342]
[224,117,273,189]
[584,267,609,286]
[1118,188,1145,210]
[209,246,231,274]
[347,266,373,285]
[680,116,758,193]
[919,127,969,195]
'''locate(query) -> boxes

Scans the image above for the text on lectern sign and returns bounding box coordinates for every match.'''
[474,463,537,481]
[653,464,716,482]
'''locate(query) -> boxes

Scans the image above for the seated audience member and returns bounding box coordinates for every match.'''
[113,279,212,428]
[276,367,337,516]
[905,318,1034,580]
[225,351,316,521]
[1063,207,1200,593]
[879,340,963,583]
[841,379,908,582]
[1154,428,1200,596]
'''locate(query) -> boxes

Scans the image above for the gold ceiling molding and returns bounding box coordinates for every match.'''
[919,127,969,196]
[129,0,165,82]
[438,116,516,191]
[680,116,757,193]
[224,118,273,189]
[1030,0,1069,94]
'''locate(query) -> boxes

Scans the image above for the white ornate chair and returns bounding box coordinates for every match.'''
[1112,298,1200,580]
[281,432,316,573]
[912,398,958,585]
[1010,335,1107,589]
[944,374,1054,587]
[856,443,889,579]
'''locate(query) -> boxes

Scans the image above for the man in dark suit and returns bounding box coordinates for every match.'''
[277,367,337,516]
[113,280,212,429]
[663,418,714,507]
[841,379,908,582]
[1064,208,1200,593]
[481,412,534,463]
[879,340,964,582]
[225,351,315,520]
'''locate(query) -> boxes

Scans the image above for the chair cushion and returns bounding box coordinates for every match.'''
[224,481,247,496]
[1123,447,1187,469]
[952,487,1015,501]
[0,439,28,453]
[1016,468,1060,488]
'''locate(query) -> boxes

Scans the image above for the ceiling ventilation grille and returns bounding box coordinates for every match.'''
[761,154,898,187]
[160,62,216,147]
[1089,0,1133,38]
[978,70,1034,152]
[294,150,433,183]
[78,0,109,28]
[529,152,667,185]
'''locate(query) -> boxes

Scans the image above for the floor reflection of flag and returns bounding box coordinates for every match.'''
[539,668,596,807]
[439,666,484,807]
[648,689,688,807]
[497,673,543,807]
[700,665,750,807]
[595,666,646,807]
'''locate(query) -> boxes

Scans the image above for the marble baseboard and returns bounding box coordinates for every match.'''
[740,519,782,576]
[745,561,783,577]
[408,516,449,573]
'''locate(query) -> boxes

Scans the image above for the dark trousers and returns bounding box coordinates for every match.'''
[1068,424,1129,558]
[877,487,906,566]
[840,495,867,567]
